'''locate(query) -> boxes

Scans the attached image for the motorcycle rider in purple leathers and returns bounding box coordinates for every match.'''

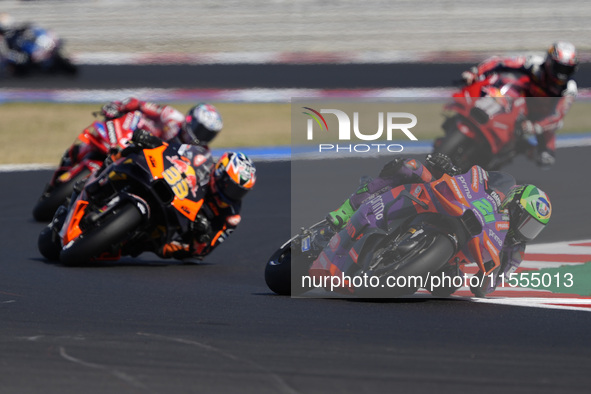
[325,153,552,297]
[461,41,578,168]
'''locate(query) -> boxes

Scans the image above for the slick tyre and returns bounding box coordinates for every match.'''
[32,168,91,222]
[265,243,292,296]
[59,203,142,266]
[364,232,455,297]
[38,226,62,261]
[265,242,314,296]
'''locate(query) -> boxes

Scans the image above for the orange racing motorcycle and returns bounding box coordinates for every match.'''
[38,130,213,265]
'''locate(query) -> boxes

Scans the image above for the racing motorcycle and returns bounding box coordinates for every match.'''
[433,72,530,172]
[1,24,77,76]
[265,166,515,297]
[37,130,213,266]
[32,110,143,222]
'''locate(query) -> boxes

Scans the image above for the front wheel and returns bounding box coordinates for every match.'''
[32,168,91,222]
[265,241,313,296]
[60,203,142,266]
[265,243,292,296]
[38,226,62,261]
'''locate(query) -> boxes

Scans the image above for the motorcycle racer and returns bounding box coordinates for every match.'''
[0,14,33,73]
[100,97,223,148]
[46,129,256,262]
[158,150,257,260]
[460,41,578,168]
[59,98,223,171]
[325,153,551,297]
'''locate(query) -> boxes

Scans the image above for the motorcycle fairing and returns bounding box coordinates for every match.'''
[308,165,511,291]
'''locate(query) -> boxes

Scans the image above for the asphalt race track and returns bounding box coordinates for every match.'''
[2,63,591,90]
[1,66,591,393]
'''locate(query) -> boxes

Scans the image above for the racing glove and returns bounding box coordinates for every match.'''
[461,66,479,85]
[326,199,355,231]
[425,153,462,178]
[378,157,406,178]
[101,97,140,119]
[131,129,163,149]
[101,102,122,119]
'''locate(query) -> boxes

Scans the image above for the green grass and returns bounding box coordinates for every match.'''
[1,101,589,164]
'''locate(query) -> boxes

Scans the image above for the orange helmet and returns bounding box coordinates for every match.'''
[211,152,256,201]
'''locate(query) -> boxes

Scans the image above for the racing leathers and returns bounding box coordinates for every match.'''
[158,189,243,260]
[0,25,31,70]
[125,131,240,260]
[100,97,186,143]
[60,97,202,173]
[463,55,577,167]
[326,153,525,297]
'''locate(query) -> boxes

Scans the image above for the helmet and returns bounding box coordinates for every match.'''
[179,104,223,146]
[500,185,551,242]
[211,152,256,202]
[0,13,14,32]
[543,41,578,88]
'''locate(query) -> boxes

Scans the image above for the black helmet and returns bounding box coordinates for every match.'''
[180,104,223,146]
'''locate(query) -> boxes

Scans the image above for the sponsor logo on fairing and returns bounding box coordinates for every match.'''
[369,195,385,220]
[458,175,472,199]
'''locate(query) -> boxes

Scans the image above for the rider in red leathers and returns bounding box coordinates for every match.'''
[60,98,223,169]
[461,41,578,168]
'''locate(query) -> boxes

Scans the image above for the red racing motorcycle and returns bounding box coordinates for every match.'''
[433,72,531,172]
[32,110,143,222]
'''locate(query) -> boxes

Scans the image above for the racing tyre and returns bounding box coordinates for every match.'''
[38,226,62,261]
[265,243,292,296]
[32,168,91,222]
[363,230,455,297]
[59,203,142,266]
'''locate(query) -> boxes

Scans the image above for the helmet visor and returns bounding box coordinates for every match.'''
[550,61,576,82]
[516,213,546,241]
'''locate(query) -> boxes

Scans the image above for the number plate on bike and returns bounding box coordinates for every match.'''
[301,236,311,252]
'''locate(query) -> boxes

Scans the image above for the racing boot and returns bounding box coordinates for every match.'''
[326,199,355,231]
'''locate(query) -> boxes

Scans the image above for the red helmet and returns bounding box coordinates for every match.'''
[543,41,578,87]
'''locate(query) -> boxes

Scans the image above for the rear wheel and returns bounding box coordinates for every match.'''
[60,203,142,266]
[361,230,456,297]
[32,168,91,222]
